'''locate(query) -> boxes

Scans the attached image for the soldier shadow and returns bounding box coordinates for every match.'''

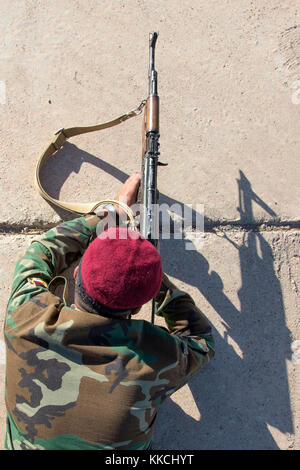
[41,147,293,449]
[152,170,293,450]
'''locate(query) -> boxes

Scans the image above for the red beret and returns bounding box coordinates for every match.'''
[80,227,162,310]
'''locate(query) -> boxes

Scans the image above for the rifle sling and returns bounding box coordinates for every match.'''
[35,103,145,219]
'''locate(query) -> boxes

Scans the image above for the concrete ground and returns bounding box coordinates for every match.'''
[0,0,299,450]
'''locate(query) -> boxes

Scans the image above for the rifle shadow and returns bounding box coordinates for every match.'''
[41,147,293,449]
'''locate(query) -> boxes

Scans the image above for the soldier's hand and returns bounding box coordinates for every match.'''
[114,173,141,216]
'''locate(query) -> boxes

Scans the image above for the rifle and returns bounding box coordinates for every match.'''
[139,32,166,324]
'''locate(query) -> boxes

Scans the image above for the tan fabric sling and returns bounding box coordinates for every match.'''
[34,100,146,224]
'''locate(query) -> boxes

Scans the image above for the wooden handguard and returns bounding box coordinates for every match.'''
[146,95,159,133]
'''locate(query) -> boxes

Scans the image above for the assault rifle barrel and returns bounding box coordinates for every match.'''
[149,32,158,96]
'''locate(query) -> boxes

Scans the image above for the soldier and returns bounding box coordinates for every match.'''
[4,174,215,450]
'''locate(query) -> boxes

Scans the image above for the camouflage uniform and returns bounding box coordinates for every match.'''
[4,214,215,450]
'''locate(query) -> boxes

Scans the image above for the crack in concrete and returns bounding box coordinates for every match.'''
[0,220,299,236]
[204,220,300,233]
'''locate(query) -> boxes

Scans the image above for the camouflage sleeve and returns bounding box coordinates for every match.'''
[6,214,100,324]
[155,273,215,372]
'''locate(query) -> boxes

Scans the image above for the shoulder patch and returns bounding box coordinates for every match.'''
[28,277,48,288]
